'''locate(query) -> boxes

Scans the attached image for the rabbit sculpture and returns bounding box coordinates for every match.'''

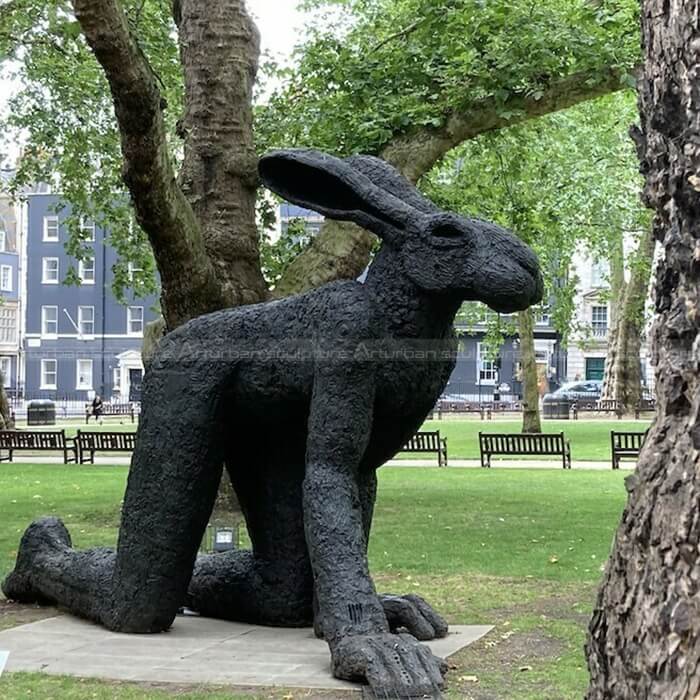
[3,149,543,698]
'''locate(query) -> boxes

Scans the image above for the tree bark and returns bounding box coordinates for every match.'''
[72,0,233,329]
[276,68,633,295]
[518,308,542,434]
[601,227,655,413]
[176,0,268,307]
[586,2,700,697]
[272,220,375,298]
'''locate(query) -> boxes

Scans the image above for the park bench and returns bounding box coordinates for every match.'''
[611,430,648,470]
[76,430,137,464]
[634,398,656,419]
[434,400,486,420]
[85,402,137,424]
[0,429,77,464]
[400,430,448,467]
[571,399,623,420]
[481,401,524,420]
[479,432,572,469]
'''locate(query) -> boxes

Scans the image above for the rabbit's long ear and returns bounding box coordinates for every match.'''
[344,155,441,217]
[259,149,423,243]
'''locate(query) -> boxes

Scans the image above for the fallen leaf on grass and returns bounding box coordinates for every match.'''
[458,675,479,683]
[549,555,559,564]
[519,665,532,672]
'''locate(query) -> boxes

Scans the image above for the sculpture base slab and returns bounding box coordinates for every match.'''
[0,614,492,690]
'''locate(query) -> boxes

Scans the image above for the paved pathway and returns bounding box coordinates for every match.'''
[0,615,492,690]
[13,455,632,470]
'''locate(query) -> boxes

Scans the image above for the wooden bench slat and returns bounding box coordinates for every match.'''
[0,429,76,464]
[400,431,448,467]
[479,432,571,469]
[76,430,137,464]
[611,430,648,469]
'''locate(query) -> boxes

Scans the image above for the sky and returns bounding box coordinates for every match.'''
[0,1,309,164]
[247,0,307,61]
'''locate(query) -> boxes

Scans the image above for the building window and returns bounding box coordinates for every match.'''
[0,356,11,383]
[76,359,93,390]
[43,216,59,242]
[535,306,551,326]
[127,306,144,336]
[127,262,143,282]
[0,306,17,344]
[42,257,59,284]
[78,306,95,337]
[585,357,606,381]
[0,230,6,252]
[40,359,57,390]
[591,260,610,288]
[41,306,58,337]
[0,265,12,292]
[591,305,608,335]
[80,217,95,241]
[477,343,498,385]
[78,257,95,284]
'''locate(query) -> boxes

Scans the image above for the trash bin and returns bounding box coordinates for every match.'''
[542,396,571,420]
[27,399,56,426]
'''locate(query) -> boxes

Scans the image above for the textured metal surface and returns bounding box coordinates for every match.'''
[3,149,541,697]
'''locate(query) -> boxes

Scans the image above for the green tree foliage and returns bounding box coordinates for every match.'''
[0,0,641,303]
[0,0,176,301]
[259,0,640,156]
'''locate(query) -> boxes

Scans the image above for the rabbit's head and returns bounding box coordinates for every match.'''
[259,149,543,314]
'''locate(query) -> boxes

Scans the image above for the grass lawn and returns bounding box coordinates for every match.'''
[0,464,628,699]
[416,418,651,461]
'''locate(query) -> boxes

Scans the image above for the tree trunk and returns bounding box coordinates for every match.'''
[272,220,375,298]
[518,308,542,433]
[586,2,700,697]
[177,0,268,308]
[601,227,655,413]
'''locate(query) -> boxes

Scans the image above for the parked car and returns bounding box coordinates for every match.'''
[546,380,603,402]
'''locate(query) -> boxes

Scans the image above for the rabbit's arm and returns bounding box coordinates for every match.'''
[303,353,386,644]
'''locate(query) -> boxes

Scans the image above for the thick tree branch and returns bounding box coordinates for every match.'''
[177,0,269,306]
[276,67,632,296]
[381,68,634,182]
[72,0,229,328]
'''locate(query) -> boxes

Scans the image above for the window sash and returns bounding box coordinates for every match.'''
[41,359,57,389]
[42,258,59,283]
[41,306,58,336]
[43,216,59,242]
[477,344,498,385]
[76,359,93,390]
[0,265,12,291]
[78,306,95,336]
[127,306,144,334]
[78,258,95,283]
[79,218,96,241]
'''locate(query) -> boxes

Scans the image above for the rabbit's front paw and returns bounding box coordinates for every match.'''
[380,593,449,640]
[332,631,446,698]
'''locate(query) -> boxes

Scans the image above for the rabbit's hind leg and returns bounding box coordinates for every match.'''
[185,457,313,627]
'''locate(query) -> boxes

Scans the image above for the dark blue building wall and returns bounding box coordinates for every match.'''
[24,195,159,399]
[447,331,565,401]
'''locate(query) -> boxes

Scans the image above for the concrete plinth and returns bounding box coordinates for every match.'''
[0,614,492,690]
